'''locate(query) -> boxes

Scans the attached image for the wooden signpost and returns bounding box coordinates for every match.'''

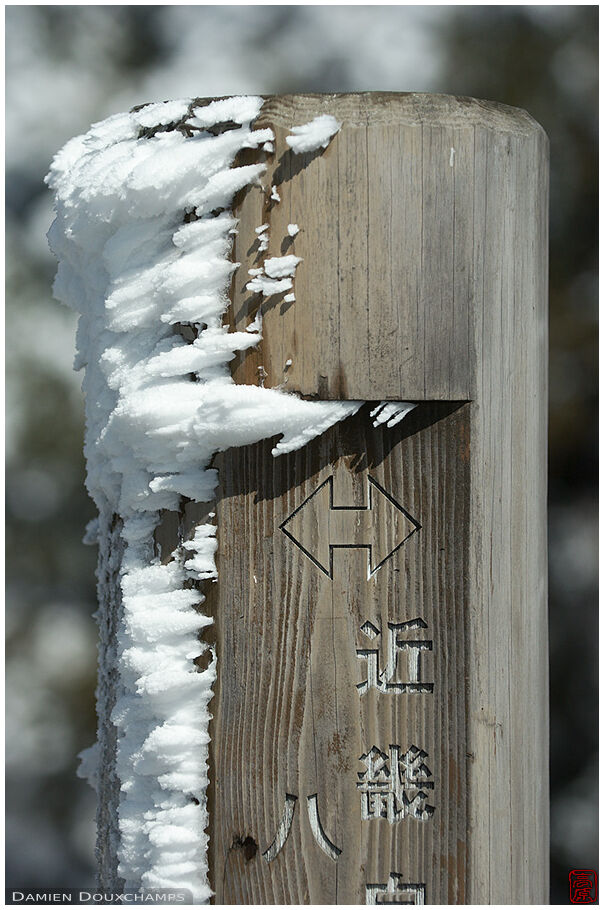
[164,93,548,903]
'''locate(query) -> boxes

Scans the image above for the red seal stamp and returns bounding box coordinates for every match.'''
[569,870,597,903]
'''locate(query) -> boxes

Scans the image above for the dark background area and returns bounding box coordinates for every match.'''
[5,5,597,903]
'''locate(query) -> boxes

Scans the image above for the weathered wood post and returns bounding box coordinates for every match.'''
[53,91,547,904]
[196,94,548,903]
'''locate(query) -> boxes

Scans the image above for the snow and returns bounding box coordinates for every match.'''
[286,114,341,154]
[245,310,262,334]
[270,185,281,202]
[256,227,270,252]
[132,100,191,129]
[370,401,416,428]
[263,255,303,279]
[182,525,218,581]
[287,223,300,237]
[46,95,360,903]
[246,255,302,298]
[246,275,293,296]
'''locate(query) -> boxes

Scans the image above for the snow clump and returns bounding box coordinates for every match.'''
[286,114,341,153]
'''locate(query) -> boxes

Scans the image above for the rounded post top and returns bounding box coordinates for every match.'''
[190,92,547,139]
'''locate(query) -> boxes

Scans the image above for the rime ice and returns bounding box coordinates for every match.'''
[46,96,359,903]
[286,114,341,153]
[245,255,302,299]
[371,401,417,428]
[263,255,303,278]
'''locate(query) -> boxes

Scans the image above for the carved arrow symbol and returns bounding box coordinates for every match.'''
[280,475,420,579]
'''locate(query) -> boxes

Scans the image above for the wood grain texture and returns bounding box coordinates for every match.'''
[206,403,470,904]
[95,514,125,893]
[211,93,549,903]
[227,92,544,402]
[466,111,549,904]
[97,93,548,904]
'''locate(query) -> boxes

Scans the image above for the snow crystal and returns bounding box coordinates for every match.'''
[46,95,360,903]
[286,114,341,154]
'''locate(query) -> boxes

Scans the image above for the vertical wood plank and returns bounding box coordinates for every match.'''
[207,403,471,904]
[209,93,548,904]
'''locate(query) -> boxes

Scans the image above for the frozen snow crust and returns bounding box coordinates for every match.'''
[46,96,360,902]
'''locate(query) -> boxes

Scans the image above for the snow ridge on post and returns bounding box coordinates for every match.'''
[46,96,360,901]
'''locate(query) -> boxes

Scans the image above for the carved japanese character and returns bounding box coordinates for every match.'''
[356,618,433,694]
[263,793,341,861]
[366,873,425,905]
[357,745,434,822]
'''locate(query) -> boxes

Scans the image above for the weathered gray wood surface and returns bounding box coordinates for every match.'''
[104,92,549,904]
[206,403,469,904]
[228,93,544,404]
[206,93,549,904]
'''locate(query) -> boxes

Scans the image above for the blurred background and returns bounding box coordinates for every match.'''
[5,5,597,903]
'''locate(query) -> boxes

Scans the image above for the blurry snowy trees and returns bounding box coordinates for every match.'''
[6,6,596,899]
